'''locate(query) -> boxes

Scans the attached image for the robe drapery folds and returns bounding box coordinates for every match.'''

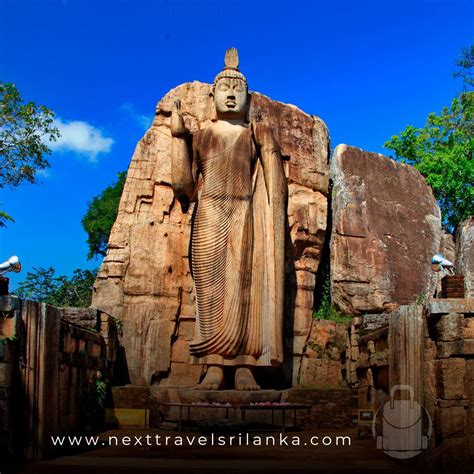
[173,121,287,367]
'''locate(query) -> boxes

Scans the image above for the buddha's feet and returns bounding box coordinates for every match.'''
[235,367,260,391]
[194,365,225,390]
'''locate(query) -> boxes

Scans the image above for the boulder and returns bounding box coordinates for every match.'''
[330,145,442,314]
[456,217,474,298]
[92,82,329,385]
[435,231,456,295]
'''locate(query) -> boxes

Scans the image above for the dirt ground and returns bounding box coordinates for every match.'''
[2,427,446,474]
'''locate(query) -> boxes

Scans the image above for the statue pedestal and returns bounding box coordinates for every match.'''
[150,386,354,430]
[163,388,282,404]
[106,385,354,430]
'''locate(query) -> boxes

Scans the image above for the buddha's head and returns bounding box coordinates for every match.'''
[212,48,248,120]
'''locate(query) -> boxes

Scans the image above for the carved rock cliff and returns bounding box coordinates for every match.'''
[92,81,329,386]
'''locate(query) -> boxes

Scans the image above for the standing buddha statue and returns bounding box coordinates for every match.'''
[170,48,287,390]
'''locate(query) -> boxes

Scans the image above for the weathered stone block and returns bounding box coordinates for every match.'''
[437,339,474,357]
[424,337,437,361]
[368,349,389,366]
[171,338,191,363]
[111,386,150,409]
[177,320,195,341]
[59,366,70,391]
[436,340,464,358]
[424,360,436,416]
[0,296,20,312]
[436,313,464,341]
[437,399,469,408]
[429,298,474,315]
[0,340,15,363]
[158,362,203,388]
[438,437,468,466]
[78,339,86,353]
[0,363,13,386]
[468,407,474,435]
[63,333,76,353]
[91,343,101,359]
[59,308,98,330]
[436,358,466,399]
[179,304,195,318]
[462,339,474,355]
[436,406,467,438]
[464,318,474,339]
[298,358,342,388]
[389,305,424,402]
[0,317,16,338]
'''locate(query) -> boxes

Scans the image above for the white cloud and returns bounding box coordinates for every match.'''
[120,103,153,130]
[50,118,114,162]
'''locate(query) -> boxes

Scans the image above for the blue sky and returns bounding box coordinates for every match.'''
[0,0,472,288]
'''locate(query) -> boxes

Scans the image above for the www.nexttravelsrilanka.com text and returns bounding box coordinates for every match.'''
[51,433,352,448]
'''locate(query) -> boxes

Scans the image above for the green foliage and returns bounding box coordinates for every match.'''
[82,171,126,259]
[0,81,60,226]
[453,44,474,88]
[15,266,97,307]
[415,290,428,305]
[384,45,474,231]
[313,278,352,323]
[82,371,107,422]
[95,378,107,409]
[0,211,14,228]
[0,335,17,345]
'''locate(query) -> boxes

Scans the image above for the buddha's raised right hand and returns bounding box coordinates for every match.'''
[170,99,187,138]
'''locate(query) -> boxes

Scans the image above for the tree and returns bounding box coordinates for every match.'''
[384,46,474,231]
[15,267,97,308]
[0,81,60,226]
[82,171,126,259]
[453,44,474,88]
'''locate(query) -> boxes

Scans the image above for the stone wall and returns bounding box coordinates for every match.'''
[284,388,354,428]
[58,317,113,433]
[92,81,330,387]
[0,298,119,459]
[0,296,20,457]
[424,299,474,467]
[296,319,348,389]
[345,299,474,469]
[344,312,390,410]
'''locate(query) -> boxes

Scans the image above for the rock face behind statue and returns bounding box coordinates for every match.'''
[330,144,442,314]
[92,81,329,386]
[456,217,474,298]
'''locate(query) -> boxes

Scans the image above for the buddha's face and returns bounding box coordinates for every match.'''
[214,78,247,119]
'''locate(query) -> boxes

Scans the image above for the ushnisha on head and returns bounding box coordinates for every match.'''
[212,48,248,119]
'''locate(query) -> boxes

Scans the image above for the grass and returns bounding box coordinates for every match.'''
[313,278,352,323]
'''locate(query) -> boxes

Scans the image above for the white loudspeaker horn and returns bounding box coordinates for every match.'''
[0,256,21,276]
